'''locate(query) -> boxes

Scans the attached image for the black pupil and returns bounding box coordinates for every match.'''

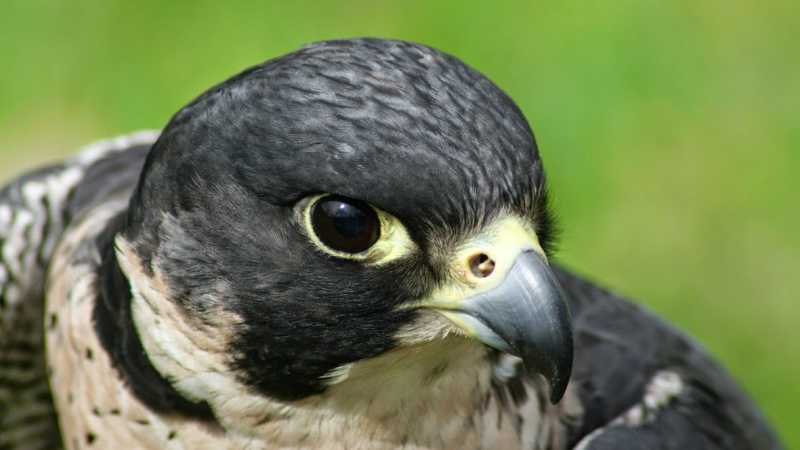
[311,196,380,254]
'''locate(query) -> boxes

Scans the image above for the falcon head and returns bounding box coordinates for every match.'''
[116,39,572,418]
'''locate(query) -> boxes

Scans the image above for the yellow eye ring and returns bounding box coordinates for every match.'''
[302,194,418,265]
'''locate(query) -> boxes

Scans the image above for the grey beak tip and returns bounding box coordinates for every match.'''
[464,250,574,404]
[548,364,571,404]
[450,251,573,404]
[549,331,574,404]
[519,336,573,404]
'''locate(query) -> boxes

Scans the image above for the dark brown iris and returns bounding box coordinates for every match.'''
[311,195,380,254]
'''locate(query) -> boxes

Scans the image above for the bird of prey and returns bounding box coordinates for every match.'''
[0,38,784,450]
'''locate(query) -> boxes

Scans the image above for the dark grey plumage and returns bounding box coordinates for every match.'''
[0,39,784,449]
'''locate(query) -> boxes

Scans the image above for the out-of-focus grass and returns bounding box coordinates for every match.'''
[2,0,797,445]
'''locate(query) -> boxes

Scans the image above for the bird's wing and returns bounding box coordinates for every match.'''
[550,266,784,450]
[0,131,157,450]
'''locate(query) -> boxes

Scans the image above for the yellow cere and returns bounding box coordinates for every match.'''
[414,214,546,311]
[302,193,418,265]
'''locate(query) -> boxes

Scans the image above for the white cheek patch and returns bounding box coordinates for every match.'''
[116,237,273,413]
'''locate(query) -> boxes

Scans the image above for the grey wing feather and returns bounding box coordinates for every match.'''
[0,131,158,450]
[552,267,785,450]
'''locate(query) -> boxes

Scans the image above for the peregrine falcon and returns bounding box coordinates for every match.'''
[0,38,784,449]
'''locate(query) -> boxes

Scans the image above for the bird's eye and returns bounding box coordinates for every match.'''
[310,195,380,254]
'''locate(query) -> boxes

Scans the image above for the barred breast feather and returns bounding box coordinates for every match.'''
[0,131,158,450]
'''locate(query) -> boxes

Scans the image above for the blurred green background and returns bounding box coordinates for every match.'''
[2,0,797,445]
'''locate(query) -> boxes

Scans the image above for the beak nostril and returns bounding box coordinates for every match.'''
[469,253,496,278]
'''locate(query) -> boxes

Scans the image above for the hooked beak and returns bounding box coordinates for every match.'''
[437,250,573,403]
